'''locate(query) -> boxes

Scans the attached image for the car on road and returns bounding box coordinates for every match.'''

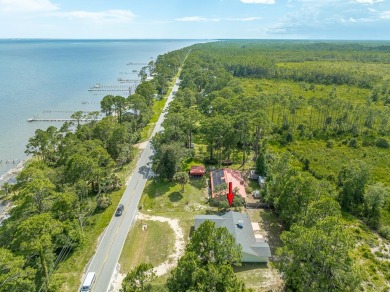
[80,272,95,291]
[115,204,124,216]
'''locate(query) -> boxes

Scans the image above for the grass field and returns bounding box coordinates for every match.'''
[277,61,390,83]
[119,220,175,273]
[239,77,371,105]
[288,140,390,188]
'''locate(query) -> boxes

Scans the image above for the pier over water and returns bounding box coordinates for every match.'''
[27,118,101,123]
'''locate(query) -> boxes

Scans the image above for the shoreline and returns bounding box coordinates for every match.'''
[0,159,26,186]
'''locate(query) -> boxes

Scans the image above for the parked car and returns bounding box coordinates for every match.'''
[115,204,124,216]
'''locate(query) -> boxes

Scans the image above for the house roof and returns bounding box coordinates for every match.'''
[211,169,225,189]
[189,165,206,175]
[194,211,271,260]
[210,168,247,198]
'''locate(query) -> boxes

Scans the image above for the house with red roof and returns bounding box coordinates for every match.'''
[210,168,247,199]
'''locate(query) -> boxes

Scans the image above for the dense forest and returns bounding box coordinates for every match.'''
[0,48,188,291]
[151,40,390,290]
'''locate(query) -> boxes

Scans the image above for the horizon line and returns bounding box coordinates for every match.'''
[0,38,390,42]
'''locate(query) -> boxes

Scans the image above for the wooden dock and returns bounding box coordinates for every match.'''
[27,118,101,123]
[88,88,131,92]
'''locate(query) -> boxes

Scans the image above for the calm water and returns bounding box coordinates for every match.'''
[0,39,199,182]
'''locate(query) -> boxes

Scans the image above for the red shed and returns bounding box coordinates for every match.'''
[189,165,206,177]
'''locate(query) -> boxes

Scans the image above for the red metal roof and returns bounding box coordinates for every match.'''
[210,168,247,198]
[190,165,206,175]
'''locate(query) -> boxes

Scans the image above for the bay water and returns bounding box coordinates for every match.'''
[0,39,199,183]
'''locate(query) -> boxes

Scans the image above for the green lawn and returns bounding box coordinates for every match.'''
[235,263,282,292]
[140,178,210,217]
[140,178,212,239]
[119,220,175,273]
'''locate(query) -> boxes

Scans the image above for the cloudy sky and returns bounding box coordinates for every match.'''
[0,0,389,39]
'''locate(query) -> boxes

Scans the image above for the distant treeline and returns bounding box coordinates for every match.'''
[192,40,390,88]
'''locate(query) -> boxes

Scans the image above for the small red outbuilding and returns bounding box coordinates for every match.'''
[189,165,206,177]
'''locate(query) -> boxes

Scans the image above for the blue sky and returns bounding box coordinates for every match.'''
[0,0,389,39]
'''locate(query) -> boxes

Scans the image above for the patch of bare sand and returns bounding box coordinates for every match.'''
[259,268,283,291]
[133,141,149,150]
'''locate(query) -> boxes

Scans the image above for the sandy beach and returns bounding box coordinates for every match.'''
[0,159,25,186]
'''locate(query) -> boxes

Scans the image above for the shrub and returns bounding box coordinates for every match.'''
[97,195,112,210]
[286,132,294,143]
[362,138,373,147]
[232,195,245,207]
[327,174,335,182]
[204,157,218,165]
[379,226,390,240]
[375,138,390,149]
[219,200,230,210]
[348,138,359,148]
[302,158,310,171]
[209,198,219,207]
[326,140,334,148]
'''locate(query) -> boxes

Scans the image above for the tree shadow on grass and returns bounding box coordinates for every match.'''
[169,191,183,202]
[189,178,207,190]
[233,262,268,272]
[259,209,284,256]
[143,179,173,199]
[205,209,225,215]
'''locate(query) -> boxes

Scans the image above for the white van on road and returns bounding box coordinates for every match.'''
[80,272,96,292]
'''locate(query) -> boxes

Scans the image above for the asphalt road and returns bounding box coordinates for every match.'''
[83,79,180,292]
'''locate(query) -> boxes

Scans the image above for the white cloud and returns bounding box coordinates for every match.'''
[269,0,384,34]
[0,0,58,13]
[175,16,261,22]
[175,16,209,22]
[265,26,286,33]
[240,0,276,4]
[175,16,221,22]
[226,17,262,21]
[380,11,390,19]
[55,10,135,23]
[355,0,383,4]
